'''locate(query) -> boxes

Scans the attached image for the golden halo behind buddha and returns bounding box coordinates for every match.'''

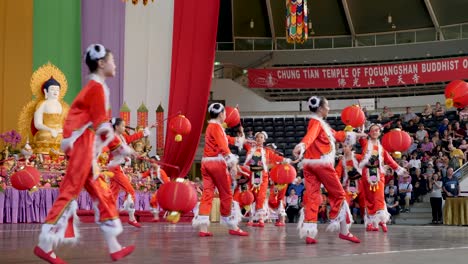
[30,62,68,100]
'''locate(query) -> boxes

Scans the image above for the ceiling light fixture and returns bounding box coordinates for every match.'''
[250,19,254,29]
[387,14,392,24]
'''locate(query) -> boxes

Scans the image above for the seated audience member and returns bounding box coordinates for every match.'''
[403,107,420,124]
[385,187,400,223]
[399,175,413,213]
[377,106,394,123]
[421,137,435,153]
[453,121,465,143]
[415,124,429,143]
[458,106,468,122]
[421,104,433,120]
[433,102,445,117]
[385,179,398,195]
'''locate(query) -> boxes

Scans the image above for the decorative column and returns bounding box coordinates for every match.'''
[120,101,131,125]
[156,103,165,157]
[137,102,148,128]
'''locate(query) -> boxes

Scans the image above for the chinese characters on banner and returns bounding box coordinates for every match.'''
[248,56,468,89]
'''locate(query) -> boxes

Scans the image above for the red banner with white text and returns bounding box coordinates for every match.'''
[248,56,468,89]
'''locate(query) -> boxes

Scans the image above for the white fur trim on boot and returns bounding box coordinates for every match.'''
[373,209,391,227]
[99,219,123,237]
[326,201,353,232]
[121,195,134,212]
[192,215,210,228]
[39,200,80,247]
[277,201,287,217]
[297,209,318,239]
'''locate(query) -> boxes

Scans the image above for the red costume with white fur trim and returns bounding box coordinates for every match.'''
[108,129,148,205]
[335,153,365,205]
[357,137,406,231]
[142,166,170,219]
[36,74,130,262]
[243,142,285,224]
[192,119,246,234]
[296,114,359,243]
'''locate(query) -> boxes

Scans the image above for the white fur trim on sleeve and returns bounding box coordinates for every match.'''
[296,142,306,158]
[224,153,238,167]
[143,127,151,137]
[395,166,407,176]
[344,132,357,146]
[235,135,245,151]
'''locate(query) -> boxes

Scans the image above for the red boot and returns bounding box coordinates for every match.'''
[275,221,285,227]
[366,224,378,232]
[379,222,388,232]
[198,231,213,237]
[246,221,253,226]
[229,229,249,236]
[110,245,135,261]
[305,237,317,244]
[128,220,141,228]
[339,233,361,243]
[33,246,67,264]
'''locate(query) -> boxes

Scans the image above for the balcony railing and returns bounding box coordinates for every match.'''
[216,23,468,51]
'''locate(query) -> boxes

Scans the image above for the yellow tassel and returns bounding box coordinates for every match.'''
[29,185,39,194]
[445,98,454,108]
[175,134,182,142]
[244,205,251,211]
[166,211,181,224]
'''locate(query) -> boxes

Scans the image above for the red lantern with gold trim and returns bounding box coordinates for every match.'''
[10,166,41,190]
[239,190,254,210]
[270,163,296,188]
[445,80,468,108]
[169,115,191,142]
[381,129,412,153]
[157,179,197,223]
[341,105,366,128]
[222,106,240,128]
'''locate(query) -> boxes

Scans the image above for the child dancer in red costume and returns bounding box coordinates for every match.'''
[293,96,364,244]
[357,124,408,232]
[243,131,290,227]
[140,157,170,222]
[192,103,248,237]
[335,144,366,218]
[34,44,134,263]
[107,117,152,228]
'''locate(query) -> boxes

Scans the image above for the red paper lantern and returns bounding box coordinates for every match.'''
[381,129,412,153]
[222,106,240,128]
[239,190,254,209]
[157,180,197,223]
[270,163,296,185]
[169,115,191,142]
[445,80,468,108]
[341,105,366,128]
[10,166,41,190]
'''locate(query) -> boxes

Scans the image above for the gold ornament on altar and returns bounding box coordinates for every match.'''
[122,0,154,6]
[18,62,70,155]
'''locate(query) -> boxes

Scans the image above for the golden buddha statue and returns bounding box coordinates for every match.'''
[18,63,69,154]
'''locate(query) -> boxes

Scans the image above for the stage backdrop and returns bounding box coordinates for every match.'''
[248,56,468,89]
[124,0,174,153]
[81,0,126,117]
[162,0,221,178]
[0,0,33,135]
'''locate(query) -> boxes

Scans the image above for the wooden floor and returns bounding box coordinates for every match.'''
[1,222,468,264]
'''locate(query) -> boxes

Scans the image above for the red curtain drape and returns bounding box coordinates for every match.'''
[162,0,220,178]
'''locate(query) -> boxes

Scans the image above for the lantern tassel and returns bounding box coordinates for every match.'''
[166,211,181,224]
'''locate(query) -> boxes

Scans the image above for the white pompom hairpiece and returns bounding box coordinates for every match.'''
[208,103,225,114]
[308,96,321,109]
[86,44,106,60]
[255,131,268,139]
